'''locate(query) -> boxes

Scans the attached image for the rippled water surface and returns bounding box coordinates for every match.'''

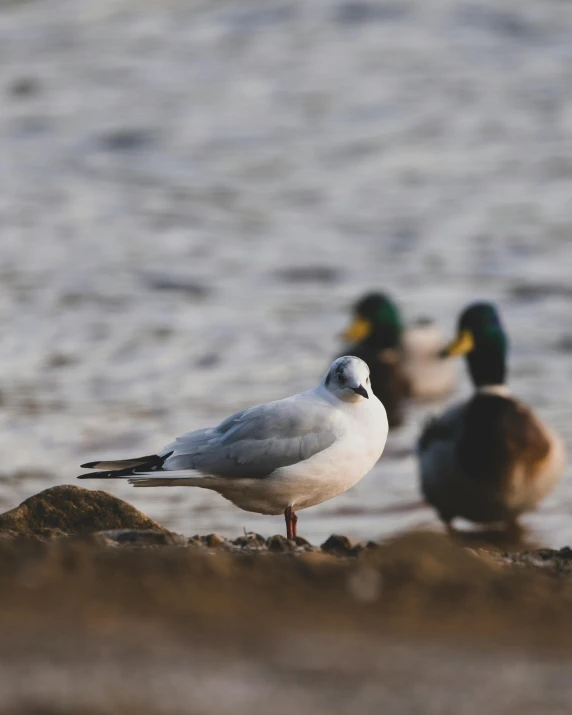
[2,0,572,545]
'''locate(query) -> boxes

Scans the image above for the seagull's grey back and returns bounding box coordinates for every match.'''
[161,390,338,479]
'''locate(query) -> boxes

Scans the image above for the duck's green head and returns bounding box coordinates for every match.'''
[441,302,509,387]
[341,292,404,349]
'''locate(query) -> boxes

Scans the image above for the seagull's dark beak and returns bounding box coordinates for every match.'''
[352,384,369,399]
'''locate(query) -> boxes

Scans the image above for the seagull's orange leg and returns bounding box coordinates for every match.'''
[284,506,298,539]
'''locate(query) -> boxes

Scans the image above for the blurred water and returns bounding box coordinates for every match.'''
[1,0,572,545]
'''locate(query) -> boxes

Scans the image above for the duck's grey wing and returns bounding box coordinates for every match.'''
[160,395,337,479]
[417,403,466,454]
[417,403,468,518]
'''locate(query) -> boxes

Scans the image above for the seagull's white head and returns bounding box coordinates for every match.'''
[322,356,371,403]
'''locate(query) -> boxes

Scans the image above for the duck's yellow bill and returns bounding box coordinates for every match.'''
[341,317,372,343]
[441,329,474,357]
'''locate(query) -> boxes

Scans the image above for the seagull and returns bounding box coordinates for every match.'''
[78,356,388,538]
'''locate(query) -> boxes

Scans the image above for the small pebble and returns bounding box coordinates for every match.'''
[233,533,266,549]
[321,534,355,555]
[205,533,227,548]
[95,530,187,547]
[267,535,294,552]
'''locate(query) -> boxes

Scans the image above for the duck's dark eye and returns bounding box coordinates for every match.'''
[336,366,345,383]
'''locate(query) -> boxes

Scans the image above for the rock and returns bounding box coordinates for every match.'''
[205,533,227,548]
[233,533,266,549]
[0,485,170,537]
[188,533,233,550]
[267,535,295,552]
[293,536,314,550]
[321,534,356,555]
[93,530,187,547]
[497,546,572,573]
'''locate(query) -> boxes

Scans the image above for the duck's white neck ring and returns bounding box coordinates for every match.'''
[477,384,510,397]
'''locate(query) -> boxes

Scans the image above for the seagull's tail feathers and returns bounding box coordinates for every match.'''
[129,477,203,488]
[78,451,174,480]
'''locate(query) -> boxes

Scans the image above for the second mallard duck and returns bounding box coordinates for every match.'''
[340,292,456,428]
[418,302,565,529]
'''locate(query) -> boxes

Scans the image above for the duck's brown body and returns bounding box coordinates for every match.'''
[419,389,565,525]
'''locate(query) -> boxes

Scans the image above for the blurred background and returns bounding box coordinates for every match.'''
[2,0,572,544]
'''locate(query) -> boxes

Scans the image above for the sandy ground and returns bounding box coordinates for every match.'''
[1,530,572,714]
[1,486,572,712]
[4,632,572,715]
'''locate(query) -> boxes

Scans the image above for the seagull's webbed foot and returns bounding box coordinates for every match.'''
[284,506,298,539]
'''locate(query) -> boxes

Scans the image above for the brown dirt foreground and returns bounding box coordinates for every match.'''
[2,488,572,714]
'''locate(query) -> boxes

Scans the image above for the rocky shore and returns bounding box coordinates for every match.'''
[1,486,572,713]
[1,486,572,641]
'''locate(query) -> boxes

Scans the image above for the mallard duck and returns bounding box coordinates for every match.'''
[402,318,457,400]
[340,292,456,428]
[418,302,565,528]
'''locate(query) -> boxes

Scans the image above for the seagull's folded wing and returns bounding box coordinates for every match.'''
[161,394,338,479]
